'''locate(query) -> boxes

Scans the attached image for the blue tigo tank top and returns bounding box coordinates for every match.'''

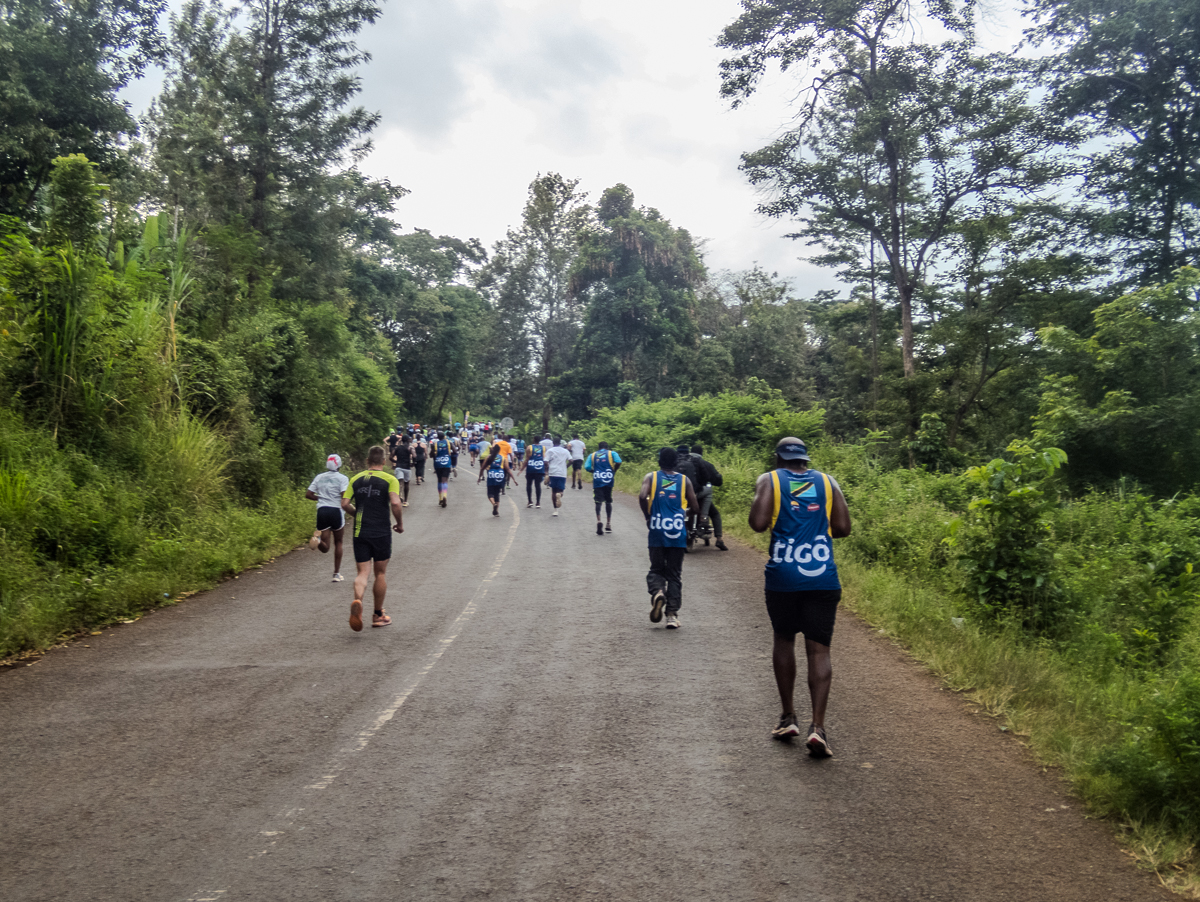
[516,439,525,453]
[526,445,545,473]
[592,449,614,485]
[486,458,506,486]
[647,471,687,548]
[434,440,451,468]
[764,468,841,591]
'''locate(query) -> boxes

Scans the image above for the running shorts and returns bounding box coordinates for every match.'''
[764,589,841,647]
[593,485,613,504]
[394,467,411,483]
[316,506,344,531]
[353,533,392,563]
[548,476,567,492]
[434,466,452,481]
[571,459,583,471]
[486,484,503,502]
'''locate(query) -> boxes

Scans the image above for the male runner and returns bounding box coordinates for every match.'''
[306,453,349,582]
[492,433,513,494]
[432,432,453,507]
[514,436,526,465]
[341,446,404,631]
[568,434,586,489]
[544,437,573,516]
[391,435,413,506]
[523,441,546,508]
[539,432,553,452]
[477,445,516,516]
[449,433,460,478]
[749,438,851,757]
[584,442,622,535]
[638,447,698,629]
[413,434,427,485]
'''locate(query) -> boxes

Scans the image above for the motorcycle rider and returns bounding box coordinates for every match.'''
[689,443,728,551]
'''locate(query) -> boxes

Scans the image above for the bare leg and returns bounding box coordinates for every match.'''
[317,528,332,553]
[772,633,797,715]
[805,638,833,727]
[372,559,389,612]
[353,560,371,603]
[331,527,344,573]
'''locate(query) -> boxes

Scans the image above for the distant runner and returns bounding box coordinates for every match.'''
[523,441,546,508]
[568,434,586,489]
[413,435,427,486]
[341,446,404,631]
[544,437,572,517]
[391,435,413,507]
[584,442,622,535]
[749,437,851,757]
[432,432,453,507]
[306,453,349,582]
[638,447,698,629]
[477,445,516,517]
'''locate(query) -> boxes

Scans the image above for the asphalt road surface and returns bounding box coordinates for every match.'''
[0,474,1174,901]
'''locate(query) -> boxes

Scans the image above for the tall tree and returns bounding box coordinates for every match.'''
[0,0,165,216]
[718,0,1063,423]
[1030,0,1200,283]
[480,173,590,430]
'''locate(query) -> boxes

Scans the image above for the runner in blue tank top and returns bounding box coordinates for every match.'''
[638,447,699,630]
[749,437,851,757]
[584,442,622,535]
[433,433,453,507]
[477,445,515,517]
[522,441,547,509]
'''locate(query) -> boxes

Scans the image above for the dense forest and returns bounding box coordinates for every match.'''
[2,0,1200,878]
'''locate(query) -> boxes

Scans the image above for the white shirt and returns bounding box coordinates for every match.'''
[546,446,572,478]
[567,439,585,460]
[539,438,553,450]
[308,471,349,508]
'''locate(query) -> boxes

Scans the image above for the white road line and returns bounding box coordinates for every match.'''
[185,499,521,898]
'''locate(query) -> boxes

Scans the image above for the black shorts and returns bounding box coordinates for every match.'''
[572,459,583,471]
[486,484,503,501]
[593,484,613,504]
[764,589,841,647]
[434,467,451,481]
[316,506,344,531]
[414,461,426,477]
[353,533,392,563]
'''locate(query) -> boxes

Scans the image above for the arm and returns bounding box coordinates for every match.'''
[748,472,775,533]
[390,492,404,533]
[637,473,654,521]
[583,454,593,473]
[829,478,851,538]
[305,489,319,502]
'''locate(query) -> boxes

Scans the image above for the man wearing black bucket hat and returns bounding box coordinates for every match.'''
[749,437,851,757]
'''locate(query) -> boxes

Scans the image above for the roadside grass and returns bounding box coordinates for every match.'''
[0,490,312,662]
[612,448,1200,895]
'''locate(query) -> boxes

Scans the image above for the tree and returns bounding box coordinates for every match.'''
[564,184,705,413]
[0,0,165,216]
[718,0,1063,425]
[479,173,591,429]
[1030,0,1200,283]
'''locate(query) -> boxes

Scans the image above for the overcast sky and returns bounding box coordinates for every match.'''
[124,0,1027,296]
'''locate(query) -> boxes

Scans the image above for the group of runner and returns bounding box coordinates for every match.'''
[307,426,852,759]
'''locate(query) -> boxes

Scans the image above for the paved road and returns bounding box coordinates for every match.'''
[0,475,1172,901]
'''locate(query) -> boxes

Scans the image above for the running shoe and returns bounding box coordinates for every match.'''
[331,573,344,583]
[349,600,363,632]
[552,510,559,517]
[772,712,801,740]
[527,502,533,509]
[605,523,612,532]
[806,723,832,758]
[372,610,392,628]
[308,530,322,551]
[665,613,681,629]
[650,589,666,623]
[596,522,604,535]
[535,504,541,509]
[716,539,728,551]
[440,497,446,508]
[493,507,500,517]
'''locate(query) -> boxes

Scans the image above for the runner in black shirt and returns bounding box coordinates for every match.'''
[341,445,404,631]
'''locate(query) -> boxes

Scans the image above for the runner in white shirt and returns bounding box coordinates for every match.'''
[539,433,553,452]
[567,434,586,490]
[544,437,574,516]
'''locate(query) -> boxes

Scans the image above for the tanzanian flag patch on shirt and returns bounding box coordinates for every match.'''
[791,481,816,498]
